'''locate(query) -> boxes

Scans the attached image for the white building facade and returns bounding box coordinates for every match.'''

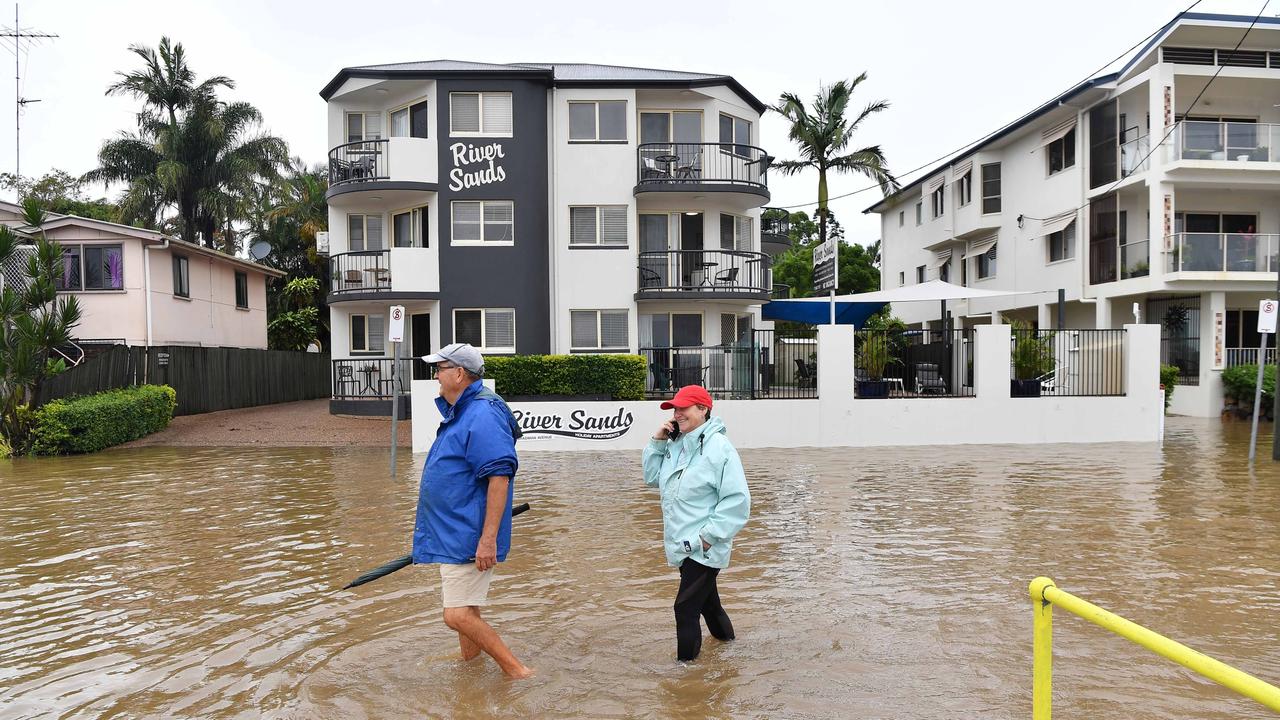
[320,62,789,415]
[871,12,1280,417]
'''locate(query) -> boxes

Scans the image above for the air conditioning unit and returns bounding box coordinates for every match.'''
[315,231,330,255]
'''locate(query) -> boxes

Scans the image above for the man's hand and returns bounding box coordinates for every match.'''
[701,538,711,551]
[475,536,498,571]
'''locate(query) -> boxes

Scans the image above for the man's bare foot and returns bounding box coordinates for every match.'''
[504,664,535,680]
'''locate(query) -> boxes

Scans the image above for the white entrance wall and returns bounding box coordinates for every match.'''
[412,324,1163,452]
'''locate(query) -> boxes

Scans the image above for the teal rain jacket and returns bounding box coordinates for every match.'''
[642,416,750,569]
[413,381,519,565]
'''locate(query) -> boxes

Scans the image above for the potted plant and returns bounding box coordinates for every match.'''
[856,332,894,398]
[1011,322,1055,397]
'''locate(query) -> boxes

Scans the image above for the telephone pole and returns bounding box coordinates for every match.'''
[0,3,56,178]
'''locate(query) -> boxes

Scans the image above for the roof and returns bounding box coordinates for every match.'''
[865,12,1280,215]
[319,60,766,113]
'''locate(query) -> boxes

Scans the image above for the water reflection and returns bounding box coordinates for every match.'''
[0,418,1278,718]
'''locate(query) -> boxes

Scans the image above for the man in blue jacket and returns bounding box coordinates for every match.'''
[414,343,532,679]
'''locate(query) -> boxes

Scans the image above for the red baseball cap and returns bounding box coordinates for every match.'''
[660,385,713,410]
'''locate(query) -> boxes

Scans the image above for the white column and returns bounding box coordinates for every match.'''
[975,323,1012,400]
[1095,297,1113,329]
[1037,303,1052,329]
[1124,323,1163,440]
[1202,291,1227,416]
[817,325,856,446]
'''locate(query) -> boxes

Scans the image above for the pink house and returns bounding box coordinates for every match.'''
[0,201,284,348]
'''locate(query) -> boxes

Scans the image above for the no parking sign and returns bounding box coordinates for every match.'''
[1259,299,1278,334]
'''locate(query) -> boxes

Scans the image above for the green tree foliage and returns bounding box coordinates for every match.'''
[267,277,322,351]
[252,160,329,348]
[0,170,121,222]
[770,208,880,299]
[0,200,83,455]
[84,37,288,250]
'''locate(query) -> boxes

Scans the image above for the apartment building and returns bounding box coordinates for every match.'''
[870,12,1280,416]
[320,61,786,415]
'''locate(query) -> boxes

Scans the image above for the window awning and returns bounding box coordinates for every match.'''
[1041,118,1077,146]
[1040,210,1077,236]
[951,159,973,179]
[926,174,945,192]
[929,249,953,268]
[964,233,998,258]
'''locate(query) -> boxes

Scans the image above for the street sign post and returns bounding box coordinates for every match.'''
[388,305,406,477]
[813,238,838,324]
[1249,299,1276,462]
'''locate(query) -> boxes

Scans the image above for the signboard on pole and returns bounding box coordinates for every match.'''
[813,238,838,293]
[1258,299,1277,334]
[388,305,406,343]
[1248,299,1277,463]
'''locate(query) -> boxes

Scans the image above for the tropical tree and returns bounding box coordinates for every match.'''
[0,171,121,222]
[771,75,900,247]
[0,200,82,455]
[267,277,322,351]
[84,37,288,250]
[770,208,878,298]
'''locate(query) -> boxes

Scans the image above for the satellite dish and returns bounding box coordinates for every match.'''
[249,240,272,261]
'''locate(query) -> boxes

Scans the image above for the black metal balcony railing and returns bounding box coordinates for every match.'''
[332,357,413,399]
[636,142,769,189]
[330,250,392,294]
[328,139,389,186]
[771,283,791,299]
[637,249,772,294]
[762,208,791,238]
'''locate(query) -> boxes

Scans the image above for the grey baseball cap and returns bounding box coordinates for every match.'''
[422,342,485,376]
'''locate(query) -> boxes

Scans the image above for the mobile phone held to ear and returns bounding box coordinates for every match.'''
[667,419,681,441]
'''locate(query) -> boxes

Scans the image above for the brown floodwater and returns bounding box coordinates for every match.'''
[2,417,1279,719]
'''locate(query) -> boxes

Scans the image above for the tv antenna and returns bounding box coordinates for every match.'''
[0,3,57,178]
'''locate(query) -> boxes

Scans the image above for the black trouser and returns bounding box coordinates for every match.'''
[674,558,735,661]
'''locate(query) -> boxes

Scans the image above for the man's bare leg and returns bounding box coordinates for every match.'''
[443,606,534,679]
[458,608,481,660]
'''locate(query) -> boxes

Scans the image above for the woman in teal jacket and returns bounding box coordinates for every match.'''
[642,385,750,661]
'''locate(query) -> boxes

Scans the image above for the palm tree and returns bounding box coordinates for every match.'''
[84,37,287,249]
[771,75,900,247]
[266,158,329,247]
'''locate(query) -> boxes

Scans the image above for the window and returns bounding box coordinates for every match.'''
[961,256,968,286]
[351,313,385,353]
[915,202,923,225]
[389,100,429,139]
[719,213,753,251]
[449,92,513,136]
[719,113,752,156]
[571,309,629,351]
[639,313,703,347]
[452,200,514,244]
[235,271,248,308]
[348,214,384,251]
[977,244,997,279]
[956,171,972,206]
[1048,224,1076,262]
[568,101,626,142]
[931,185,945,219]
[898,210,905,227]
[392,206,429,248]
[916,265,926,283]
[570,206,627,246]
[939,261,950,283]
[1048,127,1076,175]
[345,112,383,142]
[56,244,123,291]
[172,255,189,297]
[639,111,703,144]
[981,163,1001,214]
[898,271,905,286]
[453,308,516,352]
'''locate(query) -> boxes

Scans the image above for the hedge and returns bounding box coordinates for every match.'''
[1222,364,1276,411]
[30,385,177,455]
[485,355,645,400]
[1159,364,1179,409]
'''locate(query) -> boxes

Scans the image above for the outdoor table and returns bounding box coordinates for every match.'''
[654,154,678,177]
[359,366,379,394]
[693,261,718,286]
[363,267,390,285]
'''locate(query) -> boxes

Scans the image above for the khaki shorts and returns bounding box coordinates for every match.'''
[439,562,494,608]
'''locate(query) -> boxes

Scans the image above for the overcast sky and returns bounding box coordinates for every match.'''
[3,0,1265,244]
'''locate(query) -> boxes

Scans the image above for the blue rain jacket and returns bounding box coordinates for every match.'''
[641,416,750,569]
[413,381,519,564]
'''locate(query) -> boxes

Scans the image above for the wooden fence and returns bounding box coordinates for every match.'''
[38,345,331,416]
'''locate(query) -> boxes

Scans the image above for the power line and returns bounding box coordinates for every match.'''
[770,0,1205,211]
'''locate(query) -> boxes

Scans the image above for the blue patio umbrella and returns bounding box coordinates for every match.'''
[760,298,886,326]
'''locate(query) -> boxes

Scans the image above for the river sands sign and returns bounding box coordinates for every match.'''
[449,142,507,191]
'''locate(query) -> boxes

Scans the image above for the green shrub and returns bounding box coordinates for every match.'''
[29,385,176,455]
[1159,364,1179,409]
[485,355,646,400]
[1222,364,1276,411]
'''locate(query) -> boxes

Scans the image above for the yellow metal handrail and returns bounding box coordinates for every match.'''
[1030,577,1280,718]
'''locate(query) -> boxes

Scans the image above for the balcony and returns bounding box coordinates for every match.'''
[1170,121,1280,164]
[634,142,771,206]
[1089,239,1151,285]
[327,248,440,303]
[636,249,772,301]
[771,283,791,299]
[325,137,437,205]
[1164,232,1279,274]
[761,208,793,256]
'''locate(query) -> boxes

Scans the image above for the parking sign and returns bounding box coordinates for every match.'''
[388,305,406,343]
[1259,300,1278,334]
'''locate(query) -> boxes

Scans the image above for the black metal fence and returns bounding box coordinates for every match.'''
[38,345,332,416]
[762,208,791,238]
[854,329,976,398]
[771,283,791,299]
[638,328,816,400]
[636,142,769,189]
[332,358,415,399]
[328,138,389,186]
[1148,295,1200,385]
[1009,329,1126,397]
[637,249,771,293]
[330,250,392,294]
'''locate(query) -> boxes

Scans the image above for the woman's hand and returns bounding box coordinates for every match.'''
[653,419,677,441]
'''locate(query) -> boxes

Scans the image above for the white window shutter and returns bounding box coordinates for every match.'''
[482,93,513,134]
[571,311,598,348]
[600,311,628,348]
[485,309,515,348]
[600,206,628,245]
[451,94,480,133]
[570,207,598,244]
[735,216,753,251]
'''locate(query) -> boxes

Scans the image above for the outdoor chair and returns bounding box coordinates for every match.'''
[714,267,740,287]
[914,362,947,395]
[794,358,816,387]
[330,159,352,183]
[649,362,672,392]
[343,269,363,287]
[675,152,701,179]
[639,266,663,288]
[641,157,670,180]
[336,365,358,397]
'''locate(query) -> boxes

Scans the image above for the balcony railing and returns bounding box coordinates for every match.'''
[330,250,392,294]
[329,139,390,186]
[640,329,817,400]
[1172,121,1280,163]
[332,357,413,399]
[1226,347,1277,367]
[1120,240,1150,279]
[1120,134,1150,176]
[762,208,791,237]
[637,249,771,294]
[1164,233,1279,273]
[771,283,791,299]
[636,142,770,190]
